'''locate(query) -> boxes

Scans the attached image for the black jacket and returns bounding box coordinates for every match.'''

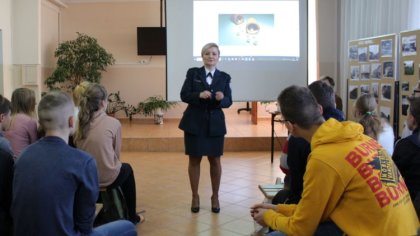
[179,67,232,136]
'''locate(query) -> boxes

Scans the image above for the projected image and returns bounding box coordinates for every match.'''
[218,14,274,46]
[193,1,300,61]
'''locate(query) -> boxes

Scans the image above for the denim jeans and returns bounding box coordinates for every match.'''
[266,221,343,236]
[90,220,137,236]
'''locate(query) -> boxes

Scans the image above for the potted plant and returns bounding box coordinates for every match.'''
[45,32,115,92]
[106,91,126,116]
[138,96,177,124]
[123,104,141,121]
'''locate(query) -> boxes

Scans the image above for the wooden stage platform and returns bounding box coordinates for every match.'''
[120,114,288,152]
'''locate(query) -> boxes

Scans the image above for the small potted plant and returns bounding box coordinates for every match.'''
[106,91,126,116]
[124,104,141,121]
[138,96,177,124]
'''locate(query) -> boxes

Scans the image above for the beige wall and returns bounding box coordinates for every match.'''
[317,0,340,90]
[60,2,167,117]
[0,0,13,97]
[58,2,272,119]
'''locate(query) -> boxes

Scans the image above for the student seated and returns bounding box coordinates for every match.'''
[272,80,344,205]
[5,88,38,158]
[354,93,394,155]
[251,85,419,236]
[0,95,14,236]
[74,83,144,224]
[11,91,137,236]
[393,96,420,218]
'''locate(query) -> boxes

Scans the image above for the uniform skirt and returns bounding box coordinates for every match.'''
[184,120,225,157]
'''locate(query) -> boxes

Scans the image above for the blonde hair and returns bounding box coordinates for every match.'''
[74,83,107,143]
[11,88,36,116]
[355,94,383,140]
[73,81,91,107]
[201,43,220,57]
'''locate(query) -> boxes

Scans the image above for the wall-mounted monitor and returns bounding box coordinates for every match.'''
[137,27,166,55]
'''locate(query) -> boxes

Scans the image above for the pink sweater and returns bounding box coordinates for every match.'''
[5,113,38,158]
[76,111,122,187]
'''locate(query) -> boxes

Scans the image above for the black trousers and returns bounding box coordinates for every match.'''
[107,163,138,221]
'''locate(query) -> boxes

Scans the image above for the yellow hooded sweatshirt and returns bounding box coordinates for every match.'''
[264,119,419,236]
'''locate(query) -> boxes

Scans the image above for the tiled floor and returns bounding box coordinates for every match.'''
[123,151,285,236]
[119,111,287,235]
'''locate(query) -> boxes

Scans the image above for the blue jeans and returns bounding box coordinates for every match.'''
[90,220,137,236]
[266,221,342,236]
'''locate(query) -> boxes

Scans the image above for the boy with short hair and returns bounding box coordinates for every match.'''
[252,86,419,236]
[11,91,136,236]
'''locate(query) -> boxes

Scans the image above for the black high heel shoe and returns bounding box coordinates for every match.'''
[211,197,220,213]
[191,196,200,213]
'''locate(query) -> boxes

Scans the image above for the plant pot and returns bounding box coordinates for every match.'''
[153,108,164,125]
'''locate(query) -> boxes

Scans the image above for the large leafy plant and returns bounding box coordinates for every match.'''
[45,32,115,92]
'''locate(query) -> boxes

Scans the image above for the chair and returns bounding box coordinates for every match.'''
[94,186,129,226]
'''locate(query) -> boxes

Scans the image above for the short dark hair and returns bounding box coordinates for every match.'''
[0,95,11,115]
[409,96,420,125]
[278,85,324,129]
[321,76,335,87]
[308,80,336,109]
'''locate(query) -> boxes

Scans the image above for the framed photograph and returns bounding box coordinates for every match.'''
[380,106,391,123]
[401,81,410,92]
[350,66,360,80]
[381,39,393,57]
[370,63,381,80]
[360,64,370,80]
[404,60,414,75]
[372,82,379,99]
[383,61,394,78]
[381,84,392,101]
[402,95,409,116]
[349,45,358,60]
[358,47,368,62]
[369,44,379,61]
[360,84,370,94]
[402,35,417,56]
[349,85,358,100]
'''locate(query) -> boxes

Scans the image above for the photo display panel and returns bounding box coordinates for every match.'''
[166,0,308,101]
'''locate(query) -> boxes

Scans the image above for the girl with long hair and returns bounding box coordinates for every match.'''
[5,88,38,158]
[74,83,143,224]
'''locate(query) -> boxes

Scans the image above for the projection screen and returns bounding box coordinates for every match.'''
[166,0,308,101]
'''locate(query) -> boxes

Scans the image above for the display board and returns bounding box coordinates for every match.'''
[347,34,398,128]
[398,29,420,137]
